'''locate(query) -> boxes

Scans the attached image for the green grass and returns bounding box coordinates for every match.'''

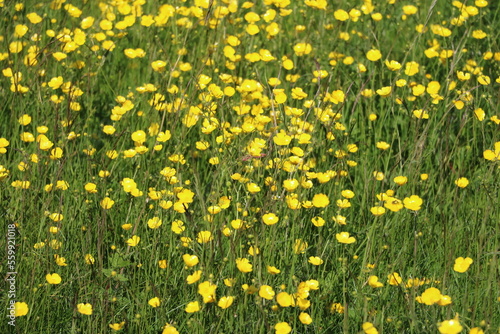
[0,0,499,333]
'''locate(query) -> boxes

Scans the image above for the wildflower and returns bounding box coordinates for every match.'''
[403,195,423,211]
[368,276,384,288]
[236,258,253,273]
[262,213,279,225]
[370,206,386,216]
[376,86,392,97]
[336,232,356,244]
[186,270,202,284]
[77,303,93,315]
[366,49,382,61]
[393,176,408,185]
[276,292,293,307]
[185,301,200,313]
[109,321,126,331]
[453,257,473,273]
[483,141,500,161]
[218,296,234,309]
[413,109,430,119]
[334,9,349,21]
[417,287,442,305]
[438,315,463,334]
[148,297,161,308]
[197,231,213,243]
[267,266,281,275]
[388,272,403,285]
[311,216,325,227]
[100,197,115,209]
[84,254,95,265]
[474,108,485,121]
[147,217,162,229]
[183,254,199,267]
[376,141,390,150]
[469,328,484,334]
[275,322,292,334]
[293,43,312,56]
[308,256,324,265]
[405,61,420,76]
[312,193,330,207]
[259,285,275,300]
[246,183,261,193]
[126,235,140,247]
[46,273,62,284]
[362,322,379,334]
[330,302,344,314]
[455,177,469,188]
[198,281,217,303]
[14,302,29,317]
[299,312,312,325]
[293,239,308,253]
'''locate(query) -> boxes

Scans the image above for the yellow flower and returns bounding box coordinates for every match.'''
[236,258,253,273]
[109,321,125,331]
[376,86,392,97]
[267,266,281,275]
[14,302,29,317]
[100,197,115,209]
[336,232,356,244]
[403,195,423,211]
[404,61,420,76]
[126,235,140,247]
[147,217,162,229]
[148,297,161,307]
[293,43,312,56]
[311,216,325,227]
[370,206,386,216]
[293,239,308,253]
[85,254,95,265]
[259,285,275,300]
[182,254,199,267]
[308,256,324,265]
[131,130,146,144]
[387,272,403,285]
[273,130,292,145]
[393,176,408,185]
[77,303,93,315]
[185,301,201,313]
[312,193,330,207]
[453,257,473,273]
[246,182,261,193]
[385,60,402,71]
[413,109,430,119]
[455,177,469,188]
[376,141,390,150]
[162,324,179,334]
[362,322,379,334]
[473,108,485,121]
[186,270,202,284]
[299,312,312,325]
[438,315,463,334]
[46,273,62,284]
[49,213,64,222]
[217,296,234,309]
[483,141,500,161]
[368,275,384,288]
[275,322,292,334]
[334,9,349,21]
[197,231,213,243]
[366,49,382,61]
[417,287,442,305]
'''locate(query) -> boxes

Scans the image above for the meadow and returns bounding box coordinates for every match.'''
[0,0,499,333]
